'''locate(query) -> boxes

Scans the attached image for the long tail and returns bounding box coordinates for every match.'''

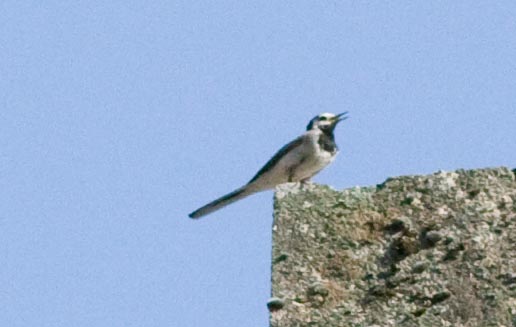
[189,186,256,219]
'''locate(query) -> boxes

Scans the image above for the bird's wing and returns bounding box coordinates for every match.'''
[247,134,307,184]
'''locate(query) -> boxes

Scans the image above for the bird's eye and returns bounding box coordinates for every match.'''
[319,116,327,121]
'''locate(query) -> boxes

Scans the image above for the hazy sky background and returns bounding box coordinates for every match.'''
[2,1,516,326]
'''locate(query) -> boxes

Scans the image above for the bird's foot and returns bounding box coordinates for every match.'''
[299,178,312,190]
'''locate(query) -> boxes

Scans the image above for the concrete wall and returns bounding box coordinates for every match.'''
[270,167,516,327]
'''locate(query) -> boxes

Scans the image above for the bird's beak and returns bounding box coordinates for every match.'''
[334,112,349,124]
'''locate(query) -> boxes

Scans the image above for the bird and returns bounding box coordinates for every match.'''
[189,112,348,219]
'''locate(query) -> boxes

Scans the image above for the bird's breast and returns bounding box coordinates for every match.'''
[289,135,338,182]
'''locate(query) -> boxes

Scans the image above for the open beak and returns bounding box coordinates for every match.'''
[334,112,349,123]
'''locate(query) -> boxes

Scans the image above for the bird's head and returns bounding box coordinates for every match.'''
[306,112,348,132]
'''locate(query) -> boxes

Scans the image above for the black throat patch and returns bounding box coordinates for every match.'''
[318,131,338,154]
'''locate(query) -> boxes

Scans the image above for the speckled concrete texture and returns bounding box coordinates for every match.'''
[271,167,516,327]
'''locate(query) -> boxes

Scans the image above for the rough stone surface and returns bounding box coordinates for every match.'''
[270,167,516,327]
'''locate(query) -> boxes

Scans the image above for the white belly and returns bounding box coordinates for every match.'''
[291,147,337,181]
[248,133,338,191]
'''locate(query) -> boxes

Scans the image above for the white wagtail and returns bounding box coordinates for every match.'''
[189,112,348,219]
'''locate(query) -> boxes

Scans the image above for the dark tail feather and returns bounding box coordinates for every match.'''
[189,186,254,219]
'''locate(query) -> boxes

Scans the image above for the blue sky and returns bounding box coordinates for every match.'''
[2,1,516,326]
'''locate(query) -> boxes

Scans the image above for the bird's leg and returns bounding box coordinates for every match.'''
[287,167,295,183]
[299,177,312,190]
